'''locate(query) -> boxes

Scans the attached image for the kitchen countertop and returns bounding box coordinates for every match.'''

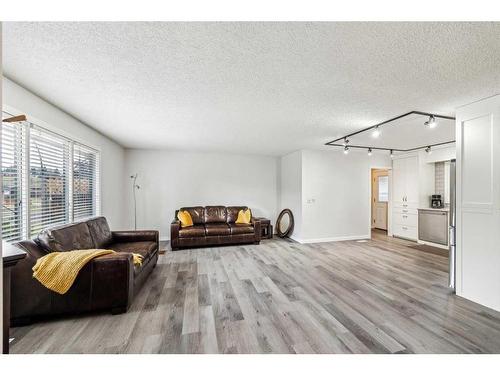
[418,207,449,212]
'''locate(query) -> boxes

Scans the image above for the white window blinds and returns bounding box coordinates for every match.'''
[1,120,27,242]
[29,125,71,237]
[1,112,101,242]
[73,143,100,221]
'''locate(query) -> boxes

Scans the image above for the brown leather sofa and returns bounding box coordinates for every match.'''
[10,216,159,326]
[171,206,261,250]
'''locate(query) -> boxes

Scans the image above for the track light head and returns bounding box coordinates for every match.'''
[372,126,380,138]
[390,150,394,158]
[368,148,372,156]
[425,146,432,154]
[424,115,437,129]
[342,137,349,146]
[344,146,349,155]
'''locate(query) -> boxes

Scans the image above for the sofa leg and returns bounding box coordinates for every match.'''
[111,306,127,315]
[254,241,260,245]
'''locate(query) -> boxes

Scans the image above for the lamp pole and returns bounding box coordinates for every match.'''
[130,174,140,230]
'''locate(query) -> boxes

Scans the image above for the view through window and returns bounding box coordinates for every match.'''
[378,175,389,202]
[1,112,100,242]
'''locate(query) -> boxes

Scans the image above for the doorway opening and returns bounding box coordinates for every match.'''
[371,168,390,236]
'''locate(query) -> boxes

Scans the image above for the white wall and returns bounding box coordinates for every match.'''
[423,144,456,163]
[278,149,392,244]
[124,149,279,240]
[299,149,391,242]
[279,151,302,240]
[2,77,127,229]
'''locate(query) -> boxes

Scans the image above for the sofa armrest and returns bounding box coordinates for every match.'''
[10,241,53,322]
[112,230,159,244]
[170,220,180,249]
[251,218,261,241]
[15,240,49,259]
[89,252,134,311]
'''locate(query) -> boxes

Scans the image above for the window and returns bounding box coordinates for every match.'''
[378,175,389,202]
[1,112,101,242]
[73,143,100,222]
[29,126,71,237]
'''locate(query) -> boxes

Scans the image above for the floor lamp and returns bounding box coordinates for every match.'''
[130,174,140,230]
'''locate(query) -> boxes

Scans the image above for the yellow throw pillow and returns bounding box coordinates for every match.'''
[235,209,252,224]
[177,210,193,228]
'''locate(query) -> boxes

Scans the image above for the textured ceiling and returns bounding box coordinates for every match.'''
[3,22,500,156]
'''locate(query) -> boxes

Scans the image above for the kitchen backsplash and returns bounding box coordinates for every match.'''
[435,161,445,197]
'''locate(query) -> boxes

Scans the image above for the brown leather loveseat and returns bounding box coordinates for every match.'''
[170,206,261,250]
[10,216,159,325]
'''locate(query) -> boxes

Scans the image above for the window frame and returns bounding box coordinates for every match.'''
[2,111,101,242]
[1,120,28,242]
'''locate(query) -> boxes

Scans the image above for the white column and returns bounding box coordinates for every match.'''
[456,94,500,311]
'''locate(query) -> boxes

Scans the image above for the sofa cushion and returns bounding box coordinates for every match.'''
[177,210,193,227]
[37,222,95,252]
[107,241,157,262]
[226,206,248,223]
[86,216,112,248]
[179,206,205,225]
[179,225,206,238]
[229,223,254,235]
[205,223,231,236]
[235,208,252,224]
[204,206,227,223]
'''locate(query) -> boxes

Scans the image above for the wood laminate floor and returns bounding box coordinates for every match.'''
[10,233,500,354]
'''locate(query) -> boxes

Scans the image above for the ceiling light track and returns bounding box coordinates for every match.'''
[327,140,455,153]
[324,110,455,146]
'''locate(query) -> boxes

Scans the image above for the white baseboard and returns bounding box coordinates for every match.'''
[290,234,370,244]
[161,235,369,244]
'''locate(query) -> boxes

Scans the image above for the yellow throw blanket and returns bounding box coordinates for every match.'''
[32,249,144,295]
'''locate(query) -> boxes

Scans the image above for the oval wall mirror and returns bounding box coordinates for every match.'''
[276,209,294,238]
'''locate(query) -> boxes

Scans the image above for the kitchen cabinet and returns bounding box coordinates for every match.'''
[392,155,420,240]
[393,155,419,205]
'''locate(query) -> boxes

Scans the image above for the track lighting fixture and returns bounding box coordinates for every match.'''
[424,115,437,128]
[327,111,455,153]
[327,112,455,154]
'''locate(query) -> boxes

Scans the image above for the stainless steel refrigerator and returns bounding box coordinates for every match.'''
[449,159,456,291]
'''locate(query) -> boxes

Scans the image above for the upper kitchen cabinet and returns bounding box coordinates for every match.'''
[393,155,419,206]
